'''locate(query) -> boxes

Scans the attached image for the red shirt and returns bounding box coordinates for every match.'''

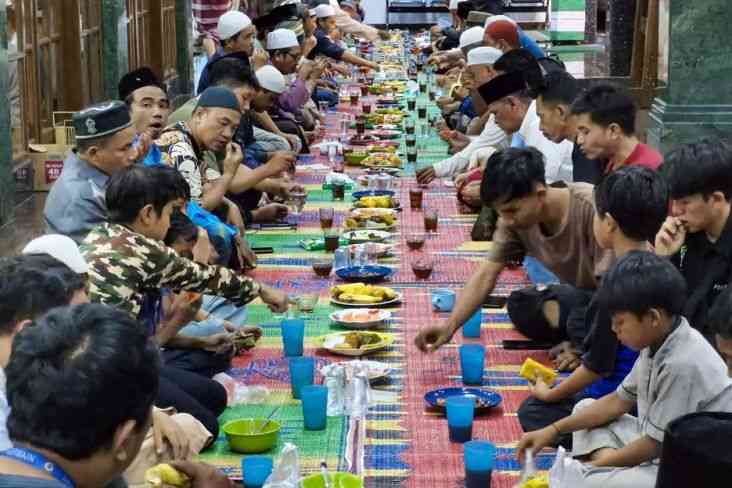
[605,142,663,174]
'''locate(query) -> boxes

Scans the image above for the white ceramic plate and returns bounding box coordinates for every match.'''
[330,308,392,329]
[330,292,402,308]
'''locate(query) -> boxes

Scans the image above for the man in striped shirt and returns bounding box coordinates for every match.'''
[192,0,232,42]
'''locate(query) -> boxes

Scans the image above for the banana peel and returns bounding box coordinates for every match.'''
[145,464,191,488]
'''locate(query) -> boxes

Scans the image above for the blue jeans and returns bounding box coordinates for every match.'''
[313,87,339,107]
[523,256,560,285]
[178,295,248,338]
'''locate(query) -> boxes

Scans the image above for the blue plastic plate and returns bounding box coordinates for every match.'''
[336,265,393,283]
[352,190,395,200]
[424,387,502,412]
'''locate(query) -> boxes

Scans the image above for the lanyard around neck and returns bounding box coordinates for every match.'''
[0,446,76,488]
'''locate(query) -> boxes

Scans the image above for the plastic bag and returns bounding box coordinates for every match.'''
[262,443,301,488]
[321,363,347,416]
[212,373,269,406]
[320,362,373,418]
[548,447,586,487]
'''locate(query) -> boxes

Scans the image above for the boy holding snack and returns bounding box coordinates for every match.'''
[517,251,732,487]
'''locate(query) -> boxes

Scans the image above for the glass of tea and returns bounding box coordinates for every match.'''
[406,145,418,166]
[324,230,340,252]
[319,207,334,229]
[356,116,366,135]
[312,258,333,277]
[405,134,416,148]
[404,117,415,135]
[412,255,434,280]
[407,96,416,111]
[424,208,438,233]
[406,232,426,251]
[350,89,360,106]
[409,187,423,210]
[360,84,369,97]
[362,103,372,114]
[332,182,345,201]
[418,104,427,120]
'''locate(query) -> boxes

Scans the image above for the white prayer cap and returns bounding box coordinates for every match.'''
[484,14,517,28]
[459,26,485,49]
[256,65,287,94]
[22,234,89,274]
[467,46,503,67]
[448,0,466,10]
[314,4,336,18]
[267,29,299,50]
[309,8,317,16]
[217,11,252,40]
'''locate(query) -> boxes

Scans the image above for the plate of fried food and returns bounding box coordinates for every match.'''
[366,114,404,125]
[362,152,401,168]
[315,331,395,356]
[330,283,402,307]
[329,308,392,329]
[344,208,397,230]
[343,209,397,230]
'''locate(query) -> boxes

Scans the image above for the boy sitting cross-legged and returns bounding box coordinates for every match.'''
[518,166,669,443]
[517,251,732,487]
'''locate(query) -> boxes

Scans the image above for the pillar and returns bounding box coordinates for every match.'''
[0,0,14,225]
[173,0,194,98]
[646,0,732,152]
[608,0,635,76]
[101,0,129,100]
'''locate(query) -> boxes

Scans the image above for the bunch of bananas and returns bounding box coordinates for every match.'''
[355,195,393,208]
[145,464,191,488]
[331,283,398,304]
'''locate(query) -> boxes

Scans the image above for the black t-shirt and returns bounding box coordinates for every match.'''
[572,144,605,185]
[234,111,255,148]
[437,28,461,51]
[307,29,345,61]
[673,213,732,339]
[580,295,619,376]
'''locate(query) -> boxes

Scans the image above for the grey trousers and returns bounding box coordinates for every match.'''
[251,126,298,154]
[570,398,659,488]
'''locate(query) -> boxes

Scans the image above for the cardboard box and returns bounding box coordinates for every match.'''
[27,143,73,191]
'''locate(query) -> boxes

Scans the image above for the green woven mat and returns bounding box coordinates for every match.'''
[197,401,348,476]
[248,232,321,254]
